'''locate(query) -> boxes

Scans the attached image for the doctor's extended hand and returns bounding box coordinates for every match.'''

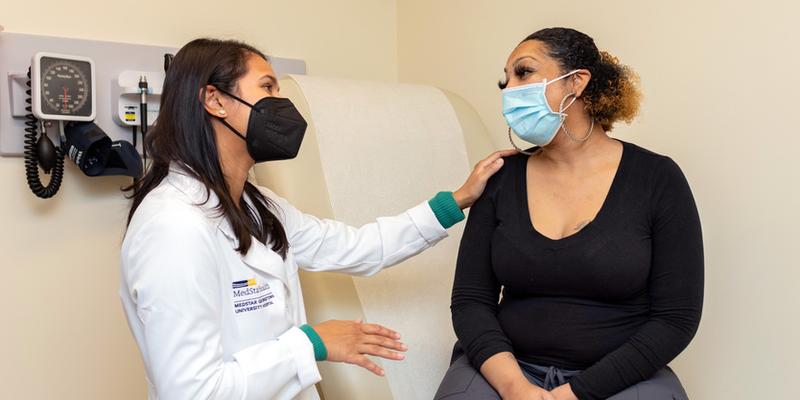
[453,149,519,209]
[314,319,407,376]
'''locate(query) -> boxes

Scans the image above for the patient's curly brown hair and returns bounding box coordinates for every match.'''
[524,28,641,131]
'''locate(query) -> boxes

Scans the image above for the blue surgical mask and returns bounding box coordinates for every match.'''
[502,70,579,147]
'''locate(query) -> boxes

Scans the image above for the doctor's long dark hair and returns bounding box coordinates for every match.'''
[123,38,289,258]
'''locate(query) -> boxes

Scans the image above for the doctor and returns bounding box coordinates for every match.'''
[120,38,513,400]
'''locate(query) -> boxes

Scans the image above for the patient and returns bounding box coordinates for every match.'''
[434,27,703,400]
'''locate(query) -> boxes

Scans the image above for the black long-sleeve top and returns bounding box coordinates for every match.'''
[450,141,704,400]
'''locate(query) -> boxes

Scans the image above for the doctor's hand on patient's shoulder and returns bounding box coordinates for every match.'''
[453,149,519,209]
[314,319,407,376]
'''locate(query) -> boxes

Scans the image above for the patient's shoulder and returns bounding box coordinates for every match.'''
[479,152,525,201]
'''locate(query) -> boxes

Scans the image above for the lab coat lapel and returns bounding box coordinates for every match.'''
[166,168,291,288]
[217,218,290,288]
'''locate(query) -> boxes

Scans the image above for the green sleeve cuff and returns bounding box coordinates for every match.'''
[299,324,327,361]
[428,191,465,229]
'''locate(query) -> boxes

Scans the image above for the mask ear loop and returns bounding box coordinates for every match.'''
[215,87,257,109]
[217,117,248,141]
[558,92,578,118]
[210,86,255,142]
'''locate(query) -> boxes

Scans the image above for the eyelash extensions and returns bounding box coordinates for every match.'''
[497,65,535,90]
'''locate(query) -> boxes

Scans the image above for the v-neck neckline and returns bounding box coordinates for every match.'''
[517,140,629,247]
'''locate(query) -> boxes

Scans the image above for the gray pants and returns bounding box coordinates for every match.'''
[434,355,688,400]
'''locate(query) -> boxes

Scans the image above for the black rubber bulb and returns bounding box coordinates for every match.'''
[37,133,58,174]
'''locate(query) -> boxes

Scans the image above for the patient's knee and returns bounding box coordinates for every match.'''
[434,356,502,400]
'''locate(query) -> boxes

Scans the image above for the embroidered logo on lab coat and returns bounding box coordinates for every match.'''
[231,278,274,314]
[232,278,257,289]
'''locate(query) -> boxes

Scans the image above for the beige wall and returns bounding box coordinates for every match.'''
[3,1,799,399]
[397,0,800,398]
[0,1,398,398]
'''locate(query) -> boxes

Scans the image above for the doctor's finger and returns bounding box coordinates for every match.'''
[360,323,401,339]
[478,149,518,167]
[497,148,520,156]
[364,335,408,351]
[483,157,505,174]
[359,344,405,361]
[349,354,384,376]
[474,154,508,175]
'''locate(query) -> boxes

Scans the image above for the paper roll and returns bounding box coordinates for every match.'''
[285,74,470,399]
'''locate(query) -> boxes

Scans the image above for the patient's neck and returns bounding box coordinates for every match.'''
[538,127,614,171]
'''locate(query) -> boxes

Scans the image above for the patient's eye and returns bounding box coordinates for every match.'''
[515,65,535,79]
[498,78,508,90]
[498,64,537,89]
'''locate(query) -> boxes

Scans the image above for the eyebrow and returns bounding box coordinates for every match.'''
[503,56,538,73]
[259,74,278,85]
[499,55,539,90]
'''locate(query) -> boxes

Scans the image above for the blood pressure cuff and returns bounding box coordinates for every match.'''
[65,121,142,178]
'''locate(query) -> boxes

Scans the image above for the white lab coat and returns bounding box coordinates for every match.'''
[119,168,450,400]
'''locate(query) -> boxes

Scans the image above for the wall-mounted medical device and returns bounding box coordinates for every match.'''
[12,52,142,198]
[31,53,96,121]
[0,32,307,199]
[111,70,163,128]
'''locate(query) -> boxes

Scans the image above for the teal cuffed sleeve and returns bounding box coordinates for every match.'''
[299,324,328,361]
[428,191,466,229]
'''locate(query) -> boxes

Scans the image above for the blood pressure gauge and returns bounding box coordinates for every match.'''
[31,52,96,121]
